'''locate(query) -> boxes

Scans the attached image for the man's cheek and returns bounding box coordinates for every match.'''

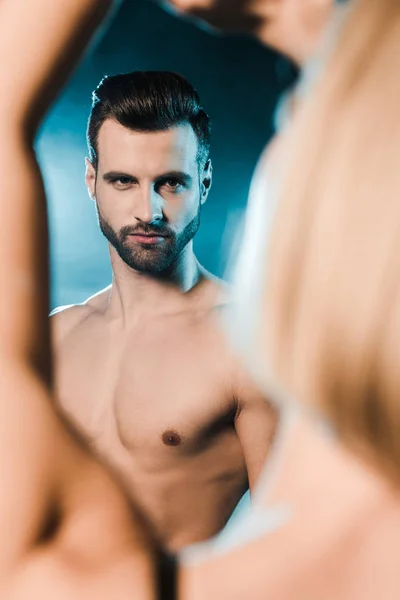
[163,204,179,224]
[99,188,119,208]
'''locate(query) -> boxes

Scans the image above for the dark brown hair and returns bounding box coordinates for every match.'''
[87,71,211,168]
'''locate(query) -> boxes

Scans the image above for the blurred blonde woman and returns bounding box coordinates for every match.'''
[264,0,400,482]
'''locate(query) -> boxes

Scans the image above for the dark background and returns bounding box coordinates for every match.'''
[37,0,294,309]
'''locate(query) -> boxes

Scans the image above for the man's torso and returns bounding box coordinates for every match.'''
[52,284,248,550]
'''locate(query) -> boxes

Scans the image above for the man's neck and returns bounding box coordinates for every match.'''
[106,242,203,322]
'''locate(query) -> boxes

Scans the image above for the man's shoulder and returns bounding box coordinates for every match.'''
[50,303,94,347]
[50,302,94,324]
[50,287,110,347]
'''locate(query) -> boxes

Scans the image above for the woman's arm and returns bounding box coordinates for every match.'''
[0,0,112,381]
[0,0,113,579]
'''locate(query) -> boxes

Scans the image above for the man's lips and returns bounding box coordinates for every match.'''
[126,233,168,244]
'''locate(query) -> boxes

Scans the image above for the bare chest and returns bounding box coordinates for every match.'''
[55,316,236,456]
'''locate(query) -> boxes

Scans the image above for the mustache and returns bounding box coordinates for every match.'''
[119,224,172,238]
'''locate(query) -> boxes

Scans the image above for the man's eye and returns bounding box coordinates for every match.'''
[112,177,132,187]
[164,179,183,190]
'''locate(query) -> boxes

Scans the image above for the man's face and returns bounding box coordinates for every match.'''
[86,120,211,274]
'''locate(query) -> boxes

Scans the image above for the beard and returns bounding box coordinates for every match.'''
[97,208,201,275]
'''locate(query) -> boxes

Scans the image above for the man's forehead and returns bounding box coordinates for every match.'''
[97,118,199,171]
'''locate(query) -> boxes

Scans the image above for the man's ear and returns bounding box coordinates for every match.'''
[200,159,213,205]
[85,157,96,201]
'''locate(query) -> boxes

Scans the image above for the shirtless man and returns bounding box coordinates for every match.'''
[51,70,276,551]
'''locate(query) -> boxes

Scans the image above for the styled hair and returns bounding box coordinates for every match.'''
[260,0,400,481]
[87,71,211,168]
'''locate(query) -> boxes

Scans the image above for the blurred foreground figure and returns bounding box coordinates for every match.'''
[0,1,160,598]
[51,71,276,552]
[166,0,335,66]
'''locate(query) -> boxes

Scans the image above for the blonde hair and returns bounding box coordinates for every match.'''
[262,0,400,481]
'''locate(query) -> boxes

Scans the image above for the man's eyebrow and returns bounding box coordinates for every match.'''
[155,171,193,184]
[102,170,193,183]
[102,171,137,182]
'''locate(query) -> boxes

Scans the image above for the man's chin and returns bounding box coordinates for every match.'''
[118,252,175,275]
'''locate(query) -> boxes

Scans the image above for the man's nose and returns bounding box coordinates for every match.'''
[132,184,163,223]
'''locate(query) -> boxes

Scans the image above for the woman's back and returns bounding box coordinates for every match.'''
[181,412,400,600]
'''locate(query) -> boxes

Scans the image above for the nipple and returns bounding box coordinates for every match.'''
[162,429,182,447]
